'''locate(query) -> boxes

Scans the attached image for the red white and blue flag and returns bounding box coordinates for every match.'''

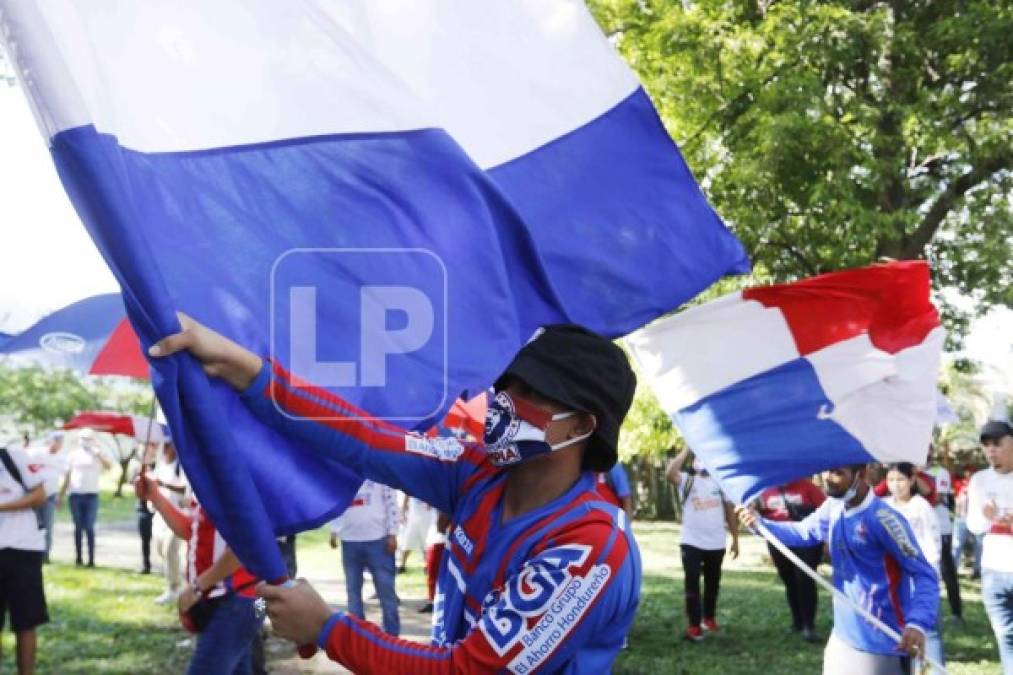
[1,1,747,578]
[628,261,944,503]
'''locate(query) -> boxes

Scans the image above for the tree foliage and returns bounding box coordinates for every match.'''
[591,0,1012,319]
[0,363,150,434]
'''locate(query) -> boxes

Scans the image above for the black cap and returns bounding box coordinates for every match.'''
[980,420,1013,442]
[495,324,636,471]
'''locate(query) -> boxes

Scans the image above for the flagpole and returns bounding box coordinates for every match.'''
[138,393,158,508]
[751,518,945,674]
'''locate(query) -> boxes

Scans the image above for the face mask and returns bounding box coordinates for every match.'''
[483,391,592,467]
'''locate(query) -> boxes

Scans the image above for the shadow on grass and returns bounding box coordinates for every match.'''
[614,570,999,675]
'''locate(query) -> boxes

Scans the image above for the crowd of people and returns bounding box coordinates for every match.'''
[1,312,1010,675]
[664,423,1012,675]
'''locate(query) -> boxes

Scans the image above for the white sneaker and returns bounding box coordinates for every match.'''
[154,590,178,605]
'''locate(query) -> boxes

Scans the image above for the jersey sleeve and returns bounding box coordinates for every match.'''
[240,360,487,515]
[869,505,940,633]
[318,518,637,674]
[609,465,631,499]
[760,499,830,547]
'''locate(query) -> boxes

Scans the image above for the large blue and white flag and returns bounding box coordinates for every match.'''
[1,1,748,578]
[629,262,944,504]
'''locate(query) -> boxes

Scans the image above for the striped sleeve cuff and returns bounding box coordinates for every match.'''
[318,611,345,649]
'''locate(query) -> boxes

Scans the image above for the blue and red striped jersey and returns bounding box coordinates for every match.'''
[242,360,641,674]
[761,490,939,655]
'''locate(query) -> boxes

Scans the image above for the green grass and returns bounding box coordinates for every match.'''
[5,520,1000,674]
[13,563,192,675]
[614,522,1000,674]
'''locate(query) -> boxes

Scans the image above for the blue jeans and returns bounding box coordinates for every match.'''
[982,570,1013,674]
[40,494,57,562]
[69,492,98,564]
[341,538,400,635]
[187,594,264,675]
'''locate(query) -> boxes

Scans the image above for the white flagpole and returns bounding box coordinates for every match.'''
[751,518,945,674]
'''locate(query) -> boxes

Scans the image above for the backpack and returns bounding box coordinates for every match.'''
[0,448,45,530]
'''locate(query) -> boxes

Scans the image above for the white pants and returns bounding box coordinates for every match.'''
[153,514,184,592]
[823,632,910,675]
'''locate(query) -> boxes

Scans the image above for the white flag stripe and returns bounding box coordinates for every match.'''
[626,291,799,412]
[1,0,638,166]
[805,333,896,404]
[823,327,944,463]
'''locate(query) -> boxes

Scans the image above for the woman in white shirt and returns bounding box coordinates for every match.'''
[58,429,111,567]
[885,462,944,673]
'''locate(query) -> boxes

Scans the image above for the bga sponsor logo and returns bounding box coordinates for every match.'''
[453,525,475,556]
[481,544,609,668]
[39,332,86,354]
[876,508,919,557]
[404,435,465,461]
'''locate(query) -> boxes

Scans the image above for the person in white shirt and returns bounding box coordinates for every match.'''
[967,420,1013,673]
[885,462,945,673]
[397,494,434,574]
[329,479,401,635]
[925,447,964,623]
[0,441,49,674]
[25,432,66,563]
[151,439,188,604]
[666,448,739,642]
[58,429,112,567]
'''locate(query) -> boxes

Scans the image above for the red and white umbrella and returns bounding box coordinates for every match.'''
[64,411,167,443]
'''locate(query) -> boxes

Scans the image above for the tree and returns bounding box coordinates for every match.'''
[591,0,1012,332]
[0,364,99,432]
[0,363,152,496]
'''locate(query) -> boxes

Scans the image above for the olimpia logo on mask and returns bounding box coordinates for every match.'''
[482,391,592,467]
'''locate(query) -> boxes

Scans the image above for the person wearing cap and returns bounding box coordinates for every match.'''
[58,429,112,568]
[966,420,1013,672]
[149,315,641,674]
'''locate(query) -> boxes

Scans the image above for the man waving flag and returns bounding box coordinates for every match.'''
[0,1,747,578]
[628,261,944,504]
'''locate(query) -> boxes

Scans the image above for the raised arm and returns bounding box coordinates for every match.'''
[664,448,690,487]
[149,313,486,515]
[135,474,190,539]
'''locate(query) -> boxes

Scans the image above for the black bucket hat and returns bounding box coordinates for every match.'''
[494,324,636,471]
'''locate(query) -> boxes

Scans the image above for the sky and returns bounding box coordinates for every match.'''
[1,77,1010,399]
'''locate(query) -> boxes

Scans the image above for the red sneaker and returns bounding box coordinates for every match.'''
[702,618,720,633]
[684,625,704,642]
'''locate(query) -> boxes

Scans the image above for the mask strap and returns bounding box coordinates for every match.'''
[550,430,593,451]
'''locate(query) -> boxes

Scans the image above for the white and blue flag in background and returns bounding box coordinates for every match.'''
[1,0,748,578]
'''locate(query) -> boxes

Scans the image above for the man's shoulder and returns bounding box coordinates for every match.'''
[967,469,992,489]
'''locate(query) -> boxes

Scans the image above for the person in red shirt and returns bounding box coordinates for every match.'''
[756,478,826,642]
[135,473,262,674]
